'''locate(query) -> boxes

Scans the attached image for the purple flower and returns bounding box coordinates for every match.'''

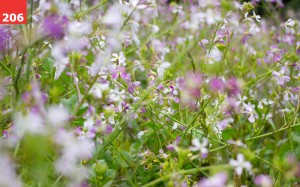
[268,0,284,8]
[296,163,300,178]
[43,14,68,39]
[254,175,273,187]
[226,78,240,97]
[210,77,225,92]
[0,27,9,51]
[197,172,227,187]
[266,46,283,62]
[272,67,290,85]
[180,72,203,104]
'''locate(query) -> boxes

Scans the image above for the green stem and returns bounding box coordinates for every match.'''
[142,165,230,187]
[80,0,109,18]
[245,123,300,141]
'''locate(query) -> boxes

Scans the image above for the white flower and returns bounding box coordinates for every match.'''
[51,43,69,79]
[46,105,69,127]
[109,88,126,102]
[55,130,94,179]
[172,5,183,14]
[236,94,248,106]
[68,21,92,37]
[137,131,145,139]
[14,111,44,137]
[84,117,94,130]
[285,19,295,28]
[129,0,147,9]
[258,101,263,109]
[108,116,115,125]
[157,62,170,78]
[229,153,252,175]
[110,52,126,66]
[89,82,109,99]
[243,103,258,123]
[244,11,260,22]
[152,25,159,33]
[253,11,261,22]
[205,9,216,25]
[172,122,179,130]
[103,5,122,29]
[207,47,222,63]
[248,24,260,35]
[0,155,22,187]
[190,138,209,157]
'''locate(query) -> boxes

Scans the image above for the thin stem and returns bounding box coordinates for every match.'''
[245,123,300,141]
[142,165,230,187]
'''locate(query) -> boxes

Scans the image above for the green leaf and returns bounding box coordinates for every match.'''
[222,128,236,141]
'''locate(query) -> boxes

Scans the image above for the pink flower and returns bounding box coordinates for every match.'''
[254,175,273,187]
[197,172,227,187]
[226,78,240,97]
[210,77,225,92]
[180,72,203,104]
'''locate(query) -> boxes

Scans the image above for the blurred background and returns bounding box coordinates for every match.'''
[165,0,300,19]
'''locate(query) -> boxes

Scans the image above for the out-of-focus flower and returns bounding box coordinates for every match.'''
[43,14,68,39]
[68,21,92,37]
[103,4,123,29]
[226,78,240,97]
[89,82,109,99]
[196,172,227,187]
[152,25,159,33]
[190,138,209,158]
[46,105,69,127]
[0,27,9,51]
[0,155,22,187]
[207,47,222,63]
[267,0,284,8]
[51,42,69,79]
[172,122,179,130]
[157,62,171,78]
[229,153,252,176]
[210,77,225,92]
[55,129,94,185]
[14,111,44,137]
[137,131,145,139]
[171,5,183,14]
[216,118,234,130]
[227,140,247,148]
[254,175,273,187]
[285,19,296,28]
[180,72,203,105]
